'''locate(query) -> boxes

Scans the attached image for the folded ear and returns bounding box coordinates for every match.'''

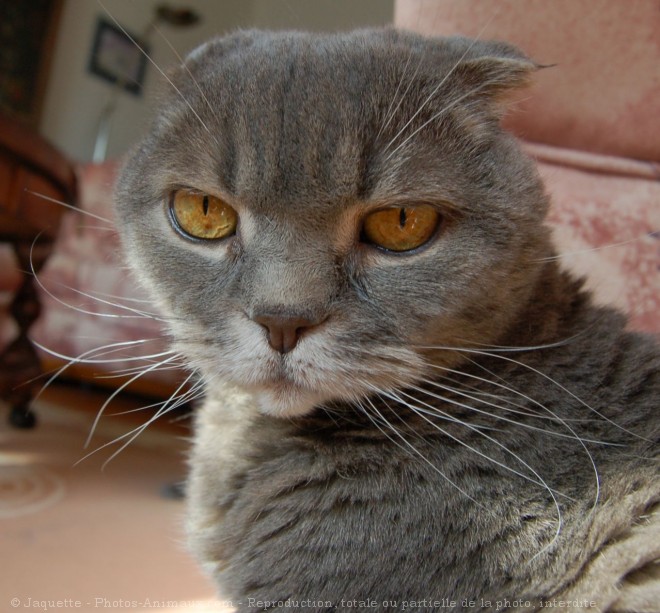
[456,40,539,100]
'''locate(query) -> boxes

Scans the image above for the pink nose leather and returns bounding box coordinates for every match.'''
[253,313,320,353]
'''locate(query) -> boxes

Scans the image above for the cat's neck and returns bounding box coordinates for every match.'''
[501,259,600,350]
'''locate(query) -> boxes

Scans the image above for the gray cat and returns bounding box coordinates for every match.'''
[114,29,659,612]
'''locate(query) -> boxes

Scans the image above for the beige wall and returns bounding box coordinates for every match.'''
[251,0,394,30]
[40,0,394,162]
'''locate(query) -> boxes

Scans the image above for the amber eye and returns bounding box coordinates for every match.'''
[170,190,238,240]
[362,204,440,252]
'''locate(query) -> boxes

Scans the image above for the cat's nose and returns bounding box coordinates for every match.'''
[253,312,323,354]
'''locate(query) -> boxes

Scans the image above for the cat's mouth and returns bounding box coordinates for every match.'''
[234,352,327,417]
[252,381,327,417]
[261,371,299,389]
[189,315,425,418]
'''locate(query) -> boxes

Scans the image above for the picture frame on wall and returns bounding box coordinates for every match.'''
[88,18,148,96]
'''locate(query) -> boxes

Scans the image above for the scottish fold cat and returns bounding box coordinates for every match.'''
[115,29,658,612]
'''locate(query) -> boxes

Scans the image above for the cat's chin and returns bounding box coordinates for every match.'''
[253,386,326,418]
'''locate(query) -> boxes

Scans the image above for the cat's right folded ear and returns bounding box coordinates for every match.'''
[454,39,541,101]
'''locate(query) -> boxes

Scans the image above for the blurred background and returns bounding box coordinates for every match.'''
[9,0,394,162]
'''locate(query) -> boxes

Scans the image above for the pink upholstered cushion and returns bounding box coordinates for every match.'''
[526,144,660,334]
[31,162,174,388]
[394,0,660,162]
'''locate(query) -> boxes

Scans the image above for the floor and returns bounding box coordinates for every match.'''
[0,383,234,612]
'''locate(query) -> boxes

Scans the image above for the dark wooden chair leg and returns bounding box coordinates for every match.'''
[1,239,53,428]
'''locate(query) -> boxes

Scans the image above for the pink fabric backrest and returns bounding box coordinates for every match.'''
[394,0,660,162]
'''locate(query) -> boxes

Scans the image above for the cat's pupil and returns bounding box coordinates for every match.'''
[202,195,209,216]
[399,207,407,229]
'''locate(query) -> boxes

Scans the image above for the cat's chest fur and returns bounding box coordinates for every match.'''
[186,314,658,608]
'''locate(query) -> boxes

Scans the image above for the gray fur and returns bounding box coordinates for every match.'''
[114,29,659,611]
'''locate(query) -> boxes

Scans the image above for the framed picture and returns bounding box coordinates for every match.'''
[88,18,148,96]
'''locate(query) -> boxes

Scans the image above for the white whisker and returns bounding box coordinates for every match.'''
[24,189,114,225]
[84,353,182,448]
[395,388,569,496]
[97,0,218,144]
[382,15,497,156]
[30,255,157,321]
[534,233,656,263]
[384,78,504,163]
[32,339,174,366]
[364,390,483,507]
[418,377,617,444]
[97,371,199,468]
[376,49,420,139]
[75,289,156,305]
[26,338,159,401]
[95,363,184,379]
[61,285,166,320]
[420,344,649,443]
[153,24,220,126]
[75,224,118,232]
[446,332,587,353]
[423,358,602,517]
[386,388,564,557]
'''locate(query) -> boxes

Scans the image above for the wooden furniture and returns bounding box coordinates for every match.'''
[0,1,63,126]
[0,113,76,427]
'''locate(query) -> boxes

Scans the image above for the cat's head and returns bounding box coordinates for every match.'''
[115,29,550,417]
